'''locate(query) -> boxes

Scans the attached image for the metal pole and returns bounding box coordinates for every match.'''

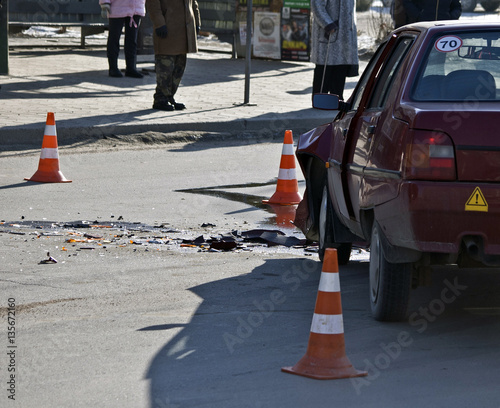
[0,0,9,75]
[244,0,252,104]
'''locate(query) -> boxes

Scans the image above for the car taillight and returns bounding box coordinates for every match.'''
[404,130,456,180]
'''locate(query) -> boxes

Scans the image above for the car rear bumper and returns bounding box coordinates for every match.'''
[375,181,500,262]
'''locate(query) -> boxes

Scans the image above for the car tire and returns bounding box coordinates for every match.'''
[318,184,352,265]
[480,0,500,11]
[369,223,412,321]
[461,0,477,12]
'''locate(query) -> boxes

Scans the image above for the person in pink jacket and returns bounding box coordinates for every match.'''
[100,0,146,78]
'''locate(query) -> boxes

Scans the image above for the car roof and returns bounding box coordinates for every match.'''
[395,20,500,35]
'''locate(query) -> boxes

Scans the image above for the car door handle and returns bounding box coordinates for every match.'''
[367,125,376,135]
[341,128,348,137]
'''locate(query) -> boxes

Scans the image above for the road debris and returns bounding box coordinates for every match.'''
[0,220,333,258]
[39,252,58,264]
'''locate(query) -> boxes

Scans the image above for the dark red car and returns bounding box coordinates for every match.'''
[295,21,500,322]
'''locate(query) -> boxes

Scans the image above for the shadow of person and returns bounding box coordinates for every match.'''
[144,257,322,408]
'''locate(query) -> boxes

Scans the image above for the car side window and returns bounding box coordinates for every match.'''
[350,42,386,111]
[368,36,415,109]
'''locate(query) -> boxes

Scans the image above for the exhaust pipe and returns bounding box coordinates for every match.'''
[463,236,480,261]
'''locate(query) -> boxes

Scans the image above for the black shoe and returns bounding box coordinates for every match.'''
[109,68,123,78]
[168,98,186,110]
[153,102,174,111]
[125,69,144,78]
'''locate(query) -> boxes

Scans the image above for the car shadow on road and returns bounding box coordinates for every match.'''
[408,265,500,329]
[141,258,500,407]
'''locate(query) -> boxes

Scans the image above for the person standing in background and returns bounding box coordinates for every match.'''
[310,0,359,101]
[146,0,200,111]
[100,0,146,78]
[401,0,461,26]
[392,0,408,28]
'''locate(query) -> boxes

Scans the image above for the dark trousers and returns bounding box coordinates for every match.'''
[107,15,141,71]
[154,54,187,103]
[313,64,351,100]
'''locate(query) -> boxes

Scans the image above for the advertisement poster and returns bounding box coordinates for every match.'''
[281,6,310,61]
[253,12,281,60]
[239,21,248,46]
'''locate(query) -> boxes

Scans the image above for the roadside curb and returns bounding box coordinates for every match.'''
[0,117,331,150]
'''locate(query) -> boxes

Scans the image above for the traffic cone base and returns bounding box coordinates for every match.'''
[263,130,302,205]
[25,112,72,183]
[25,169,71,183]
[282,333,367,379]
[281,364,367,380]
[282,248,367,380]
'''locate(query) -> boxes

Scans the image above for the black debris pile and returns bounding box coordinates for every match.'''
[180,229,307,252]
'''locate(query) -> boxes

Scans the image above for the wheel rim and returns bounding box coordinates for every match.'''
[319,187,328,251]
[369,227,381,304]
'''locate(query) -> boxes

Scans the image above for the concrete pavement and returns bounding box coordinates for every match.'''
[0,34,367,148]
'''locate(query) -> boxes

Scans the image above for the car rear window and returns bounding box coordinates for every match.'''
[412,30,500,101]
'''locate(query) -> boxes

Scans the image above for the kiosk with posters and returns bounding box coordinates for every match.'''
[281,0,310,61]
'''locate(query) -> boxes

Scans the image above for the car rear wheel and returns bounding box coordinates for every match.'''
[318,185,352,265]
[369,223,412,321]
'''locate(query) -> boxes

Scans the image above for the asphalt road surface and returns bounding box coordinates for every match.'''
[1,139,499,407]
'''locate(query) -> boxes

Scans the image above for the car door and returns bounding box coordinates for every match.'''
[344,35,416,231]
[327,34,407,236]
[326,41,390,233]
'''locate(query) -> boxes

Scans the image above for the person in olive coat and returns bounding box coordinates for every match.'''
[146,0,200,111]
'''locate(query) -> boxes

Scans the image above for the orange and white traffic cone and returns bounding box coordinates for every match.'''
[262,130,302,205]
[25,112,71,183]
[282,248,367,380]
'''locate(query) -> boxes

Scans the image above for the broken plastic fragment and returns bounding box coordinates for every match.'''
[39,252,58,264]
[84,233,103,240]
[210,241,238,251]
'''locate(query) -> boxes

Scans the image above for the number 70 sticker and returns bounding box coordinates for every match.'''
[435,35,463,52]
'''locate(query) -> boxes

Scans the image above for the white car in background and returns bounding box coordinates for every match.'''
[377,0,500,12]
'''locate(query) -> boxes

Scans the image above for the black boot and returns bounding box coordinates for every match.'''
[107,18,123,78]
[125,68,143,78]
[124,16,142,78]
[109,67,123,77]
[168,97,186,110]
[153,101,174,111]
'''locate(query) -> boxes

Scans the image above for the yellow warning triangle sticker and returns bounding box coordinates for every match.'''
[465,187,488,212]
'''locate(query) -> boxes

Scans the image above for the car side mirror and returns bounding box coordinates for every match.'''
[312,93,350,112]
[313,93,340,110]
